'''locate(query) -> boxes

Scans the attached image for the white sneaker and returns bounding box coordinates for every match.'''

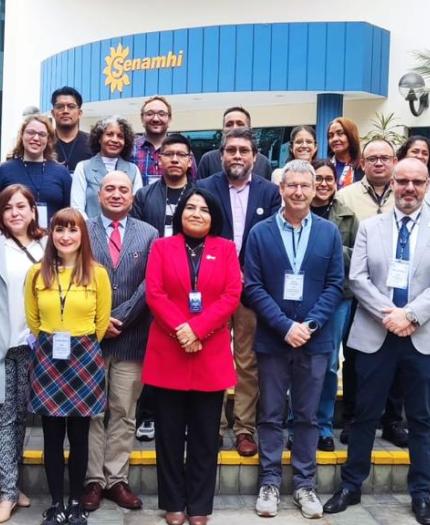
[135,420,155,441]
[293,487,323,519]
[256,484,280,517]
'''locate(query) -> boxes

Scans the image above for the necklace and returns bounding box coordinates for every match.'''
[185,241,204,257]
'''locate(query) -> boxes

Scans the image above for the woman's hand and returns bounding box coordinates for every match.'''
[175,322,197,347]
[183,340,203,353]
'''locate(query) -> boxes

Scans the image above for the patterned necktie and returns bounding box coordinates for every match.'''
[109,221,122,267]
[393,216,410,307]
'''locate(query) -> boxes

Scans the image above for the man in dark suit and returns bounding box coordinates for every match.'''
[324,158,430,525]
[198,127,280,456]
[245,160,343,518]
[81,171,158,512]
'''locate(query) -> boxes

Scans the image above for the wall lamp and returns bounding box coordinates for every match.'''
[398,72,429,117]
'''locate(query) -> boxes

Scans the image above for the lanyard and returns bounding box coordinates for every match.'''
[394,211,420,258]
[186,242,204,290]
[21,159,46,200]
[364,181,391,214]
[57,272,73,323]
[291,226,303,259]
[56,138,78,170]
[166,184,187,216]
[9,236,40,263]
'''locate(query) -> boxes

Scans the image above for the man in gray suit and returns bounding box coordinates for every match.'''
[81,171,158,512]
[324,158,430,525]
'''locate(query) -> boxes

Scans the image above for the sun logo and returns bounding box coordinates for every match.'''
[103,43,130,93]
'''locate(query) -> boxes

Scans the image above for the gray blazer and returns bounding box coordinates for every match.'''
[348,204,430,354]
[0,236,10,403]
[87,216,158,361]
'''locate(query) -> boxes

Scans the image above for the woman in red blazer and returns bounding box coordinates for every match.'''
[143,188,242,525]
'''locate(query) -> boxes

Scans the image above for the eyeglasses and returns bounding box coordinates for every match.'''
[224,146,254,156]
[53,103,79,111]
[159,151,190,159]
[285,183,313,190]
[315,175,335,184]
[293,140,315,146]
[393,177,428,188]
[364,155,394,164]
[24,129,48,139]
[142,110,170,119]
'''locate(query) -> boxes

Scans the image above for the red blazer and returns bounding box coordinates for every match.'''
[142,234,241,391]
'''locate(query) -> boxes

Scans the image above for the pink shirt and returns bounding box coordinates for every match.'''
[229,177,251,255]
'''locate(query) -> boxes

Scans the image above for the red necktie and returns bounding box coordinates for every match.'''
[109,221,122,267]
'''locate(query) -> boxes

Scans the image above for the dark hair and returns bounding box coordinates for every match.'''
[362,137,395,156]
[0,184,45,240]
[327,117,361,167]
[397,135,430,169]
[222,106,251,126]
[161,133,191,153]
[312,159,336,178]
[89,116,135,160]
[140,95,172,117]
[38,208,96,289]
[172,188,223,236]
[51,86,83,107]
[219,128,257,154]
[12,115,57,161]
[289,125,318,160]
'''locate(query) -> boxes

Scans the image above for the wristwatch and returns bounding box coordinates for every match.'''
[305,320,318,333]
[405,309,419,325]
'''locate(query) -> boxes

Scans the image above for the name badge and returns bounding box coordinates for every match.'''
[37,202,48,228]
[386,259,409,290]
[189,291,203,313]
[164,224,173,237]
[52,332,71,360]
[283,271,304,301]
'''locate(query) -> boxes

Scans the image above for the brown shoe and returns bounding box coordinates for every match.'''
[82,482,103,512]
[235,433,257,456]
[104,482,142,509]
[189,516,208,525]
[165,511,186,525]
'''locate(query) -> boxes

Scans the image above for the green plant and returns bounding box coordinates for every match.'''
[360,112,407,146]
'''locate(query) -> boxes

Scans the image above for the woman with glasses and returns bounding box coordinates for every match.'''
[71,116,142,219]
[0,184,47,523]
[327,117,364,189]
[0,115,71,227]
[272,126,318,185]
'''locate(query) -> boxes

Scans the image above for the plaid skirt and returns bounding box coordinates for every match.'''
[29,332,106,417]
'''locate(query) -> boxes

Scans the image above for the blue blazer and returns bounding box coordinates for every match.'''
[245,213,344,355]
[197,172,281,264]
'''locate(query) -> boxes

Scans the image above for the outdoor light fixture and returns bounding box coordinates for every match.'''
[398,72,429,117]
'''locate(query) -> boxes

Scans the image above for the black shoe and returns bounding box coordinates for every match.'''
[412,497,430,525]
[340,423,351,445]
[323,488,361,514]
[318,436,335,452]
[66,500,88,525]
[218,435,224,449]
[41,503,67,525]
[286,435,293,450]
[381,422,408,448]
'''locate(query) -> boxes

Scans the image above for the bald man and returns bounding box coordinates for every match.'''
[82,172,158,512]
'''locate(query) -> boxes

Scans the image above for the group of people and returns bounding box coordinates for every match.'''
[0,84,429,525]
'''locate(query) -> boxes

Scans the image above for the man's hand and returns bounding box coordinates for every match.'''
[176,322,198,347]
[183,340,203,353]
[104,317,123,339]
[382,307,415,336]
[285,322,311,348]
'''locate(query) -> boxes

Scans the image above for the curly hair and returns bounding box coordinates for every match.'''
[12,115,57,161]
[396,135,430,170]
[88,116,135,160]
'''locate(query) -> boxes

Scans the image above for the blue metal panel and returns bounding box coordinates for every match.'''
[74,46,83,101]
[188,27,204,94]
[380,29,390,96]
[81,44,91,103]
[253,24,271,91]
[132,33,146,97]
[60,51,67,87]
[288,23,308,89]
[40,61,47,112]
[120,35,134,100]
[202,26,219,92]
[344,23,368,92]
[307,23,326,90]
[316,93,343,158]
[172,29,187,95]
[159,30,174,95]
[108,39,122,101]
[218,25,236,92]
[325,22,345,91]
[90,42,101,102]
[270,23,289,90]
[145,32,160,96]
[371,26,382,95]
[67,49,75,88]
[235,24,253,91]
[99,39,112,101]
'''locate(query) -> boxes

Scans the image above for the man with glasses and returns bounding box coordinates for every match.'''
[245,160,343,518]
[324,158,430,525]
[335,139,408,449]
[198,128,280,456]
[198,106,272,180]
[51,86,92,173]
[131,96,197,185]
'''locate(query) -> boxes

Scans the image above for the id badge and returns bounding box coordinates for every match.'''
[189,291,203,313]
[164,224,173,237]
[283,271,304,301]
[386,259,409,289]
[52,332,71,360]
[37,202,48,228]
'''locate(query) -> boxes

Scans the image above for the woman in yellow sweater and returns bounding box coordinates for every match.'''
[25,208,111,525]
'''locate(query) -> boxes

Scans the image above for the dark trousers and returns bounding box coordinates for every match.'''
[341,334,430,497]
[42,415,90,504]
[342,300,403,426]
[153,387,224,516]
[135,384,155,425]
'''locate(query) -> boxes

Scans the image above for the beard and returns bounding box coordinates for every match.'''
[226,164,251,181]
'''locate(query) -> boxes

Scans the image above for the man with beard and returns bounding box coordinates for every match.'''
[198,127,280,456]
[51,86,92,173]
[130,96,197,185]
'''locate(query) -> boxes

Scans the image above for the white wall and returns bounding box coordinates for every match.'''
[3,0,430,157]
